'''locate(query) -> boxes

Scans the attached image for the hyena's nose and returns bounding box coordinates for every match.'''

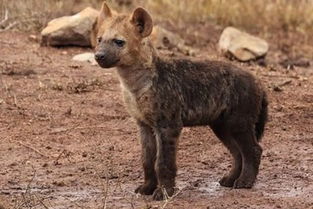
[95,52,106,61]
[95,50,119,68]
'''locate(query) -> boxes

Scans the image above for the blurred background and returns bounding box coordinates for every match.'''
[1,0,313,35]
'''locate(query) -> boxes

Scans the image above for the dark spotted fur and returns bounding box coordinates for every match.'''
[95,3,268,200]
[133,56,268,199]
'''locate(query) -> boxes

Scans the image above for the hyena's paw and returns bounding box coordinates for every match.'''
[135,183,157,195]
[233,178,255,189]
[152,187,175,201]
[219,175,236,187]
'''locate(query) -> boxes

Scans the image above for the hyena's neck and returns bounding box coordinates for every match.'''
[117,66,154,96]
[117,39,157,97]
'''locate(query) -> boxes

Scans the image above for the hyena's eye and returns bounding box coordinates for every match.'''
[113,39,125,47]
[97,37,102,44]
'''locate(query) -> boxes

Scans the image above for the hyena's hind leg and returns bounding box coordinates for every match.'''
[135,122,158,195]
[211,124,242,187]
[231,126,263,188]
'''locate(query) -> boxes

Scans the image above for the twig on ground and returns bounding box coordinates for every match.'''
[53,149,66,165]
[161,187,184,209]
[50,125,135,135]
[13,94,18,107]
[0,21,18,32]
[21,166,37,208]
[123,190,136,209]
[278,79,292,87]
[99,171,110,209]
[63,197,84,209]
[18,141,49,158]
[33,193,50,209]
[0,9,8,26]
[13,165,51,209]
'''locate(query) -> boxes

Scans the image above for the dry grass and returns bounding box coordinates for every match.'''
[0,0,103,31]
[143,0,313,35]
[1,0,313,35]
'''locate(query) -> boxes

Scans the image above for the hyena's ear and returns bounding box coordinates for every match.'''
[98,1,112,27]
[130,7,153,38]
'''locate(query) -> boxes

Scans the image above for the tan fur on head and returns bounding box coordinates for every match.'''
[96,2,118,33]
[96,1,153,39]
[100,2,112,19]
[95,1,155,69]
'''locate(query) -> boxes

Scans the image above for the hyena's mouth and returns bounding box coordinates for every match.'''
[96,59,120,68]
[95,53,120,68]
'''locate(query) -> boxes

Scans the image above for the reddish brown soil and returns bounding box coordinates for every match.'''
[0,31,313,209]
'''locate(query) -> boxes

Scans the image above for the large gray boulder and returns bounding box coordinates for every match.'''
[218,27,269,61]
[41,7,99,47]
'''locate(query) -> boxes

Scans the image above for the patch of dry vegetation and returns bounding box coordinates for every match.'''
[0,0,312,38]
[1,0,313,35]
[0,0,103,31]
[143,0,313,35]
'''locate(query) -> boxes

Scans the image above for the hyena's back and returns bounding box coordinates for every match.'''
[153,57,268,139]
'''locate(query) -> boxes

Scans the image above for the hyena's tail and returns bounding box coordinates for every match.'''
[255,93,268,142]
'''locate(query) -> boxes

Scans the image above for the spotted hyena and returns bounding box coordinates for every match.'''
[95,2,268,200]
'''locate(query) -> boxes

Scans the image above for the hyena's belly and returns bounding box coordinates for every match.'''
[181,101,226,126]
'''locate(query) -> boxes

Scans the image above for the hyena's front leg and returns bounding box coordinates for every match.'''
[135,122,158,195]
[152,125,182,201]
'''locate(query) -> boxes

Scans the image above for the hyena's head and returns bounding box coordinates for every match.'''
[95,2,153,68]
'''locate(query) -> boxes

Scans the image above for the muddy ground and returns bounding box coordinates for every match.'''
[0,29,313,209]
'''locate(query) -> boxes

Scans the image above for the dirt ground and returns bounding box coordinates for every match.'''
[0,29,313,209]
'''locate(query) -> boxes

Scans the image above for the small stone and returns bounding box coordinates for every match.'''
[72,52,97,65]
[52,180,66,187]
[69,64,82,69]
[9,162,17,167]
[29,35,38,42]
[279,57,310,69]
[64,107,72,116]
[273,86,283,92]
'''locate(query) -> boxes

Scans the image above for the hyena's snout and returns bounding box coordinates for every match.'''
[95,47,120,68]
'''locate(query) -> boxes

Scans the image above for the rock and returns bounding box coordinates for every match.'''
[72,52,97,65]
[272,80,292,92]
[218,27,269,61]
[41,7,99,47]
[151,25,183,49]
[151,25,194,56]
[273,85,283,92]
[279,57,310,69]
[28,34,38,42]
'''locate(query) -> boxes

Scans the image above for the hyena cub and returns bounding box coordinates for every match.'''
[95,2,268,200]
